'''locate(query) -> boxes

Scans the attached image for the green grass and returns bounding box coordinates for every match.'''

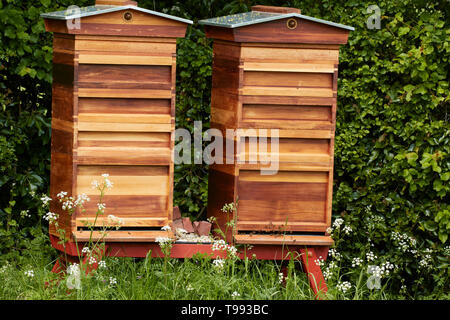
[0,247,314,300]
[0,241,411,300]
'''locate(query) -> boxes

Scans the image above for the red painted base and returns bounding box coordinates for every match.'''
[50,235,329,297]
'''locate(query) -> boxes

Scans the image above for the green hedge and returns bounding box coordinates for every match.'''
[0,0,448,296]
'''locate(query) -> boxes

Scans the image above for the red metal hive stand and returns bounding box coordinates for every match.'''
[42,2,353,298]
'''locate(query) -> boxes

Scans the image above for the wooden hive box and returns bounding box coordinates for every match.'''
[199,6,353,246]
[42,0,192,243]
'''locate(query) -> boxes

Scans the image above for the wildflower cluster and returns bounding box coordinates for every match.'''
[329,248,341,261]
[391,231,417,254]
[212,258,226,270]
[366,251,377,262]
[91,174,114,190]
[43,212,58,224]
[212,239,238,257]
[24,270,34,278]
[336,281,352,293]
[57,192,90,212]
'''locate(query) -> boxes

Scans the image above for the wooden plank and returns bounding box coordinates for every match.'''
[242,104,331,122]
[239,170,328,183]
[78,54,173,65]
[78,113,171,124]
[242,86,333,98]
[73,230,174,242]
[77,172,169,196]
[236,221,328,232]
[78,131,170,148]
[77,64,171,90]
[78,98,171,115]
[241,47,339,62]
[239,119,333,130]
[76,217,167,228]
[234,128,332,139]
[244,72,332,88]
[234,234,334,246]
[78,88,172,99]
[77,122,172,132]
[238,163,332,171]
[77,147,171,165]
[76,195,167,218]
[242,95,335,106]
[75,39,176,53]
[243,62,335,73]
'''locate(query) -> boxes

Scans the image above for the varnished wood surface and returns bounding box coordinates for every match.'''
[234,234,334,246]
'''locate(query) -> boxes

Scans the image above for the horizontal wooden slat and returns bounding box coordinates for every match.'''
[76,217,168,228]
[238,163,332,172]
[78,88,172,99]
[236,221,328,232]
[76,195,167,219]
[244,72,332,88]
[78,131,170,148]
[239,119,333,130]
[77,166,169,196]
[78,98,171,115]
[75,39,176,53]
[242,86,333,97]
[78,113,171,124]
[77,147,171,165]
[239,170,328,183]
[241,47,339,62]
[234,129,332,139]
[234,234,334,246]
[73,230,174,242]
[78,64,171,89]
[78,122,172,132]
[78,54,173,65]
[242,105,331,122]
[243,62,335,73]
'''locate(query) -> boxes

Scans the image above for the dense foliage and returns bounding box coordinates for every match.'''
[0,0,448,297]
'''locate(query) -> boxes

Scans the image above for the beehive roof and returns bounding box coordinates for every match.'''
[199,11,354,31]
[40,5,193,25]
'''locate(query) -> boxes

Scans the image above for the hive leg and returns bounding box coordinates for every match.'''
[299,247,328,299]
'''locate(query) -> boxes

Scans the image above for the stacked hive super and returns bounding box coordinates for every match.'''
[42,0,192,242]
[200,6,353,246]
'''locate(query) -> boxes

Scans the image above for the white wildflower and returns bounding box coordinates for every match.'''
[57,191,67,199]
[43,212,58,224]
[98,261,106,269]
[212,258,225,269]
[102,173,109,178]
[109,277,117,286]
[97,203,106,211]
[278,272,284,284]
[186,284,194,291]
[351,257,363,268]
[91,180,99,189]
[343,225,353,235]
[24,270,34,278]
[231,291,240,297]
[88,256,97,265]
[332,218,344,229]
[329,248,341,261]
[161,225,171,231]
[366,251,377,262]
[336,281,352,293]
[40,195,52,206]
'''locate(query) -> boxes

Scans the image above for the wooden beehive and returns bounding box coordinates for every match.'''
[199,6,353,246]
[42,0,192,242]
